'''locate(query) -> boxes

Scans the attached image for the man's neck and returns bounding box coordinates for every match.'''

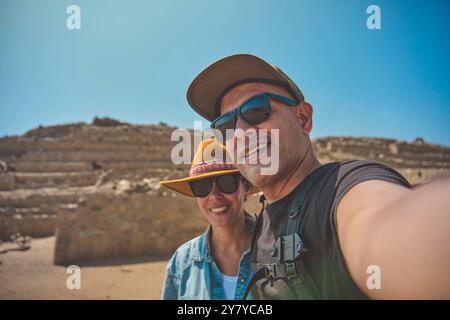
[263,147,321,204]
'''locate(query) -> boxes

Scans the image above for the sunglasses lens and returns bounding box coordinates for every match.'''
[212,113,235,140]
[189,179,212,197]
[240,95,271,125]
[216,174,240,194]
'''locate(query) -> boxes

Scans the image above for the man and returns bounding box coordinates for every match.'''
[185,54,450,299]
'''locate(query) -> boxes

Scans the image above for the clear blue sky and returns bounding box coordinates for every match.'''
[1,0,449,145]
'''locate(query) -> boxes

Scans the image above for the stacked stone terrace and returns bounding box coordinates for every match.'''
[313,136,450,184]
[0,118,189,241]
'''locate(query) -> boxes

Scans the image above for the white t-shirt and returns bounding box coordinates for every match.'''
[221,273,238,300]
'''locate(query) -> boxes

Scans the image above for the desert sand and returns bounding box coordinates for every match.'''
[0,236,167,300]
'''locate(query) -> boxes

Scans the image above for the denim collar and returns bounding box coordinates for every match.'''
[191,212,256,263]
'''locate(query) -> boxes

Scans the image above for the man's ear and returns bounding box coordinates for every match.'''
[294,101,313,134]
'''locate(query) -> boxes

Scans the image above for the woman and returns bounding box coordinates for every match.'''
[160,138,258,300]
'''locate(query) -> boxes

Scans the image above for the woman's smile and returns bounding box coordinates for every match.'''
[208,204,231,215]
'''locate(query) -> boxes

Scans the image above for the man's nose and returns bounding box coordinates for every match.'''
[233,117,259,144]
[235,116,253,131]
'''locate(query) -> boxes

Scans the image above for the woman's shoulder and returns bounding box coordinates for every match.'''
[165,233,205,274]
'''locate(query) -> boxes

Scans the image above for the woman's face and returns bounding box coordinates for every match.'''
[195,175,249,228]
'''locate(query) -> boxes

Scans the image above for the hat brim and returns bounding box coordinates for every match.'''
[187,54,296,122]
[160,169,259,197]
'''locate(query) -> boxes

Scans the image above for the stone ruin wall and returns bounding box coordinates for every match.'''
[54,191,205,265]
[0,122,187,242]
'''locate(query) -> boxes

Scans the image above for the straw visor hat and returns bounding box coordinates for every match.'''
[160,139,258,197]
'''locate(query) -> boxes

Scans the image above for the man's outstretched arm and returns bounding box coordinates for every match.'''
[336,177,450,299]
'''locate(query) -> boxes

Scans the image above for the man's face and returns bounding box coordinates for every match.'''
[219,82,312,189]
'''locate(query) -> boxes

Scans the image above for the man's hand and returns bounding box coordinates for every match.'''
[336,177,450,299]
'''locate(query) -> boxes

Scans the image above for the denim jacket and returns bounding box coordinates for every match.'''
[161,214,255,300]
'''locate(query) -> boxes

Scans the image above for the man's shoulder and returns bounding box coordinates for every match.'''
[279,160,410,223]
[334,160,410,189]
[282,160,407,207]
[337,159,393,174]
[333,160,412,231]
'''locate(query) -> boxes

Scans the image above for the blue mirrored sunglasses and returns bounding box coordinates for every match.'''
[210,92,298,140]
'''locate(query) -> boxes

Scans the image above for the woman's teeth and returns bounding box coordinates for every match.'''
[209,206,229,213]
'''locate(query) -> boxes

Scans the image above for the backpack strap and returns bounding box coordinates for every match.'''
[243,267,265,300]
[244,162,340,300]
[286,162,340,235]
[249,194,265,252]
[243,195,266,300]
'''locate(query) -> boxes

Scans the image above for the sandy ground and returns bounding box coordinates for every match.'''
[0,237,168,300]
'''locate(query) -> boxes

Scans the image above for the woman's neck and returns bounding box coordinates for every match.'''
[210,215,251,256]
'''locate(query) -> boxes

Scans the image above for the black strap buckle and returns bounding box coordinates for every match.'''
[265,263,277,279]
[285,262,297,279]
[273,233,304,262]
